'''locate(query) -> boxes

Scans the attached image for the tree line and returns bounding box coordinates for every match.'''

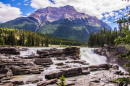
[0,27,87,47]
[88,12,130,47]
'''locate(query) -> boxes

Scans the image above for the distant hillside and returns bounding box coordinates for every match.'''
[0,5,111,41]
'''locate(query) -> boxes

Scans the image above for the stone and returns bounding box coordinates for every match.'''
[0,47,20,55]
[0,82,13,86]
[55,62,64,66]
[18,47,29,51]
[70,60,89,65]
[37,79,57,86]
[37,47,80,59]
[65,81,75,86]
[82,70,90,75]
[34,58,53,66]
[45,67,84,79]
[114,70,124,75]
[112,64,119,70]
[56,57,67,60]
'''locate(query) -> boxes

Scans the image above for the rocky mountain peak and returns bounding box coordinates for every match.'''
[29,5,87,24]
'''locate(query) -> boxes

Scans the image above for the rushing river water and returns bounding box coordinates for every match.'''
[17,47,124,86]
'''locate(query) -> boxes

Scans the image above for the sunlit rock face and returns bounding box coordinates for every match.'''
[29,5,111,29]
[29,5,89,23]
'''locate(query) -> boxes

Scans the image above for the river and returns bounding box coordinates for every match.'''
[15,47,124,86]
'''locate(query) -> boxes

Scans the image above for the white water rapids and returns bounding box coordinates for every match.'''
[80,48,107,65]
[18,47,124,86]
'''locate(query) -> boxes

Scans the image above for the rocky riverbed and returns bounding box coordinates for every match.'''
[0,46,129,86]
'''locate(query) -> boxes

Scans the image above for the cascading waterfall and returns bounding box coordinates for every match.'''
[80,48,107,65]
[18,47,125,86]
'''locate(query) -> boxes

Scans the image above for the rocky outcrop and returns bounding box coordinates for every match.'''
[45,64,112,80]
[45,67,86,79]
[0,57,46,75]
[0,47,20,55]
[37,47,80,59]
[94,44,128,57]
[94,44,129,69]
[34,58,53,66]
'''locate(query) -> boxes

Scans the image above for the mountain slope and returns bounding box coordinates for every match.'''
[37,19,101,41]
[0,5,111,42]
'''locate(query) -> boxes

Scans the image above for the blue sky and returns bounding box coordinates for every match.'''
[0,0,130,29]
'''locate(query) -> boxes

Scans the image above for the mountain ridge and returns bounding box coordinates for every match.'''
[0,5,111,41]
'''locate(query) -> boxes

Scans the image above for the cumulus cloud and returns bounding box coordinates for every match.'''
[26,13,31,16]
[0,2,22,22]
[30,0,130,19]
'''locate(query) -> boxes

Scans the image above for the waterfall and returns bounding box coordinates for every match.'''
[18,47,125,86]
[80,48,107,65]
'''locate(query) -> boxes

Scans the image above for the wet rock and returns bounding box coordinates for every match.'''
[37,47,80,59]
[82,70,90,75]
[65,80,75,86]
[68,60,89,65]
[0,47,20,55]
[0,61,4,68]
[112,64,119,70]
[56,65,71,69]
[37,79,57,86]
[114,70,124,75]
[0,82,13,86]
[8,80,24,85]
[45,70,63,79]
[34,58,53,66]
[99,64,111,70]
[55,62,64,66]
[56,57,67,60]
[94,44,129,69]
[88,64,111,70]
[18,47,28,51]
[90,68,99,71]
[45,67,85,79]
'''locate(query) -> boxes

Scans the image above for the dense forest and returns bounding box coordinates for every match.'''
[0,27,87,47]
[88,13,130,47]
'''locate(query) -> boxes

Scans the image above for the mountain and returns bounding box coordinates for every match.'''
[0,5,111,42]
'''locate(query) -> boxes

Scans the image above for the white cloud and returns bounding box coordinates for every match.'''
[17,3,21,5]
[30,0,130,19]
[24,4,28,5]
[24,0,28,2]
[109,12,115,17]
[12,0,14,1]
[104,14,110,18]
[26,13,31,16]
[0,2,22,22]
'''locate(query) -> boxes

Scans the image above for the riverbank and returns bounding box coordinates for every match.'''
[0,47,129,86]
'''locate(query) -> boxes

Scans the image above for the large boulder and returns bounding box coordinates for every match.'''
[37,47,80,59]
[45,67,89,79]
[0,47,20,55]
[88,64,111,71]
